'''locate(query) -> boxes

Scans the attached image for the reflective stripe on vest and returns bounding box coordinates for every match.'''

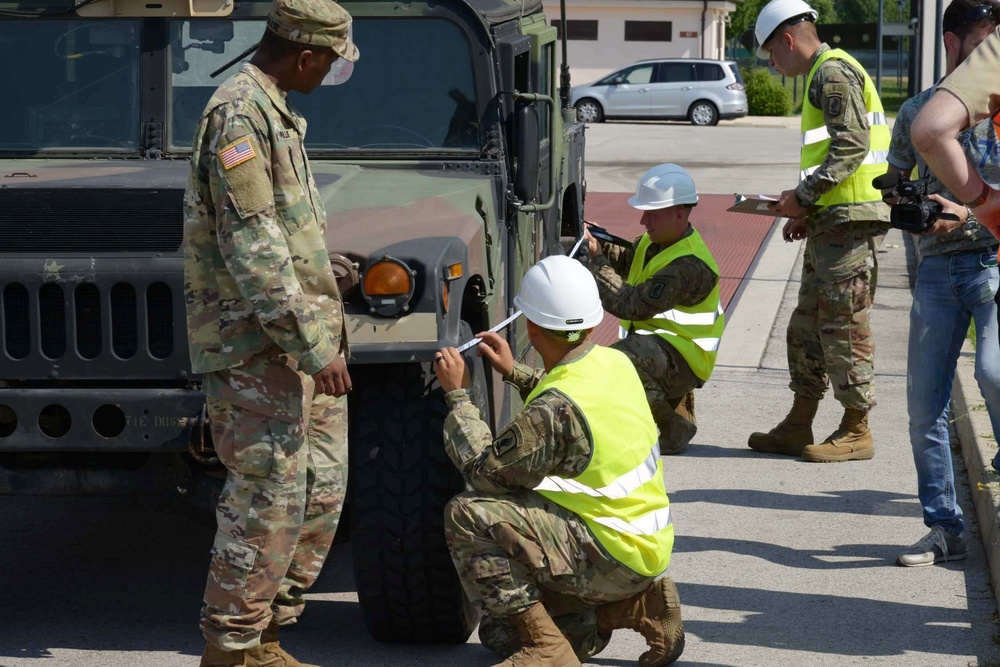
[526,345,673,576]
[800,48,890,209]
[619,229,725,381]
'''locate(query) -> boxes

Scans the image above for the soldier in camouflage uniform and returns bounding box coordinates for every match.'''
[584,163,724,456]
[886,0,1000,568]
[749,0,891,463]
[182,1,359,665]
[434,255,684,667]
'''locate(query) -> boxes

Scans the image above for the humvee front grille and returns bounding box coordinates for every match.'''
[2,280,176,364]
[0,189,183,252]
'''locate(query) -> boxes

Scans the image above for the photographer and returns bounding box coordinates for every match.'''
[883,0,1000,568]
[911,23,1000,232]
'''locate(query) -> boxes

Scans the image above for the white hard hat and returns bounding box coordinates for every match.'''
[754,0,818,59]
[514,255,604,331]
[627,163,699,211]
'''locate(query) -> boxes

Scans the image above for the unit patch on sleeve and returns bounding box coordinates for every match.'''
[493,422,523,458]
[219,138,257,170]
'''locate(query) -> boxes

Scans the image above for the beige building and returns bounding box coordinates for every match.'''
[543,0,739,85]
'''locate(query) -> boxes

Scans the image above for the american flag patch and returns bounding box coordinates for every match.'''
[219,138,257,170]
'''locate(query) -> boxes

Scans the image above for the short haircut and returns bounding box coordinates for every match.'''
[539,326,591,346]
[943,0,1000,40]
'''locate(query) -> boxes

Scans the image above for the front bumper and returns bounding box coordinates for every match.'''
[0,388,205,452]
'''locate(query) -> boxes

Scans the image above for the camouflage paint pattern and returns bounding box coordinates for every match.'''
[266,0,359,62]
[587,230,716,451]
[441,342,658,653]
[441,344,597,496]
[787,225,878,409]
[184,46,350,649]
[183,62,347,378]
[200,348,348,649]
[778,44,890,411]
[444,488,653,622]
[795,44,891,236]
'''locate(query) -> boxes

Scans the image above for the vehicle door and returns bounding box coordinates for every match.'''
[601,63,655,116]
[647,61,697,118]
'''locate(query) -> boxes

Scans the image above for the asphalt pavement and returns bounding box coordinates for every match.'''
[1,119,998,667]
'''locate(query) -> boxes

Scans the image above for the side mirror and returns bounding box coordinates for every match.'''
[611,75,625,85]
[513,101,540,203]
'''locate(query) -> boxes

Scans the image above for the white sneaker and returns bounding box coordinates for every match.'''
[896,526,967,567]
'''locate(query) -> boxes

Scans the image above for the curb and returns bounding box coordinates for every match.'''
[954,339,1000,610]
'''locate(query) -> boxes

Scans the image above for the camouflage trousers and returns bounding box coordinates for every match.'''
[788,224,879,409]
[444,489,654,659]
[612,334,701,453]
[200,350,348,651]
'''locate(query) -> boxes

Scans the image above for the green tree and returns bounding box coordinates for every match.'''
[730,0,838,50]
[836,0,907,23]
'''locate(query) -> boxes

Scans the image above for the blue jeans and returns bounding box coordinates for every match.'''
[908,248,1000,537]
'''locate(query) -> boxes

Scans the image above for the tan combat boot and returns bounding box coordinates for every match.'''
[493,603,581,667]
[802,407,874,462]
[244,622,319,667]
[658,392,697,455]
[747,395,820,457]
[595,577,684,667]
[200,644,246,667]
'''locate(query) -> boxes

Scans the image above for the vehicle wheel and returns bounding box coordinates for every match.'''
[575,98,604,123]
[348,326,485,644]
[689,101,719,126]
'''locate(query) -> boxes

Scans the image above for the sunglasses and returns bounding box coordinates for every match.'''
[944,3,1000,32]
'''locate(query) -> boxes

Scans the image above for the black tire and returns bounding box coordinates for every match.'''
[575,98,604,123]
[688,100,719,126]
[348,330,485,644]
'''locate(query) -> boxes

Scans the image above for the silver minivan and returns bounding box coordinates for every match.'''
[571,58,748,126]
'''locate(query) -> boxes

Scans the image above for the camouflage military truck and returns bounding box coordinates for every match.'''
[0,0,586,645]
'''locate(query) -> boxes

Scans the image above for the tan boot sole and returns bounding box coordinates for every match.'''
[802,448,875,462]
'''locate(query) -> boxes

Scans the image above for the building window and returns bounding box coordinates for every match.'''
[551,19,599,41]
[624,21,672,42]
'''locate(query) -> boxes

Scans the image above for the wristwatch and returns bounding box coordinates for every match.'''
[963,181,992,208]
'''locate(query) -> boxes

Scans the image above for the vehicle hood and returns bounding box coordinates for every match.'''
[310,163,496,263]
[0,158,497,267]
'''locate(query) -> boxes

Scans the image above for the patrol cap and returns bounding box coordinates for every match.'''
[266,0,360,63]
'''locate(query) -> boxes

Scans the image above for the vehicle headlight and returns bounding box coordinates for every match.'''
[361,255,416,317]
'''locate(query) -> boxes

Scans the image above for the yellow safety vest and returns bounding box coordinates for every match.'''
[620,230,724,382]
[801,48,890,209]
[527,345,673,577]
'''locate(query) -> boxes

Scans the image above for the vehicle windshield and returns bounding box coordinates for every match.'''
[170,17,480,152]
[0,19,142,153]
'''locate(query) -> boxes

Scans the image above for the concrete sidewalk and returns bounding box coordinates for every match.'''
[638,223,1000,666]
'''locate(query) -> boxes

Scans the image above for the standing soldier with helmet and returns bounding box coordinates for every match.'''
[433,255,684,667]
[748,0,891,462]
[583,163,725,455]
[182,0,358,665]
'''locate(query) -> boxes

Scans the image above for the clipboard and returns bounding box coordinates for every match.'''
[727,194,821,217]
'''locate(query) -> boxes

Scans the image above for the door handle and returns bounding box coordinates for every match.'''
[682,86,694,90]
[639,88,649,93]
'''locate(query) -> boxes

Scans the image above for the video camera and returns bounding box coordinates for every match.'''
[871,173,960,233]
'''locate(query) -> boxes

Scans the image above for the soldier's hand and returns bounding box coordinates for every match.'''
[313,354,352,397]
[770,188,808,219]
[434,347,470,393]
[782,217,807,242]
[475,330,514,376]
[584,227,601,257]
